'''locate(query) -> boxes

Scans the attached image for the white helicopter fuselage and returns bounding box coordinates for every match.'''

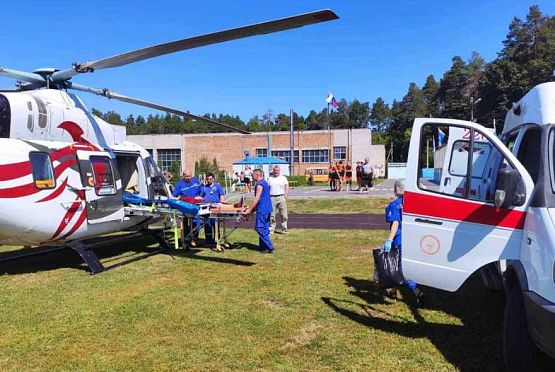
[0,89,168,246]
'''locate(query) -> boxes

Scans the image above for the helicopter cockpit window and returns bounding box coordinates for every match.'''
[0,94,10,138]
[29,152,55,190]
[90,156,117,196]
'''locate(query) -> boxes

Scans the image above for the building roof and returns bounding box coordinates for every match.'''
[233,156,288,165]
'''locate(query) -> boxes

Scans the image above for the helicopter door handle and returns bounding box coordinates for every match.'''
[415,218,443,226]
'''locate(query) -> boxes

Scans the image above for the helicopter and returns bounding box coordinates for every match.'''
[0,9,338,270]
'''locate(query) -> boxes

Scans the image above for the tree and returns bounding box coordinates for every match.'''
[370,97,391,134]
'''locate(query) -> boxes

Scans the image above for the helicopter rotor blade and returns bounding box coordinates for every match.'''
[67,82,250,134]
[52,9,338,82]
[0,67,46,85]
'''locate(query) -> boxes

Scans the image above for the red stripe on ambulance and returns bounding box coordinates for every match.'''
[404,191,527,230]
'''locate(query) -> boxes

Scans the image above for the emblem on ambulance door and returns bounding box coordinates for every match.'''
[420,235,440,255]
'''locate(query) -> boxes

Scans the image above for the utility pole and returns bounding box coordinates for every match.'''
[290,109,294,176]
[327,102,331,165]
[470,96,482,122]
[263,109,274,178]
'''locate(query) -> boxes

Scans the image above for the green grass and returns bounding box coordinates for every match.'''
[288,197,392,214]
[0,229,524,371]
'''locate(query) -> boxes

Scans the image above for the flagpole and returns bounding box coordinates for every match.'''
[327,102,331,166]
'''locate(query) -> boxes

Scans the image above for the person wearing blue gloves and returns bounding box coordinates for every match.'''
[172,170,202,246]
[376,180,424,305]
[244,168,274,253]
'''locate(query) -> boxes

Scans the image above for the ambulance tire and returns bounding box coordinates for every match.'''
[503,283,537,371]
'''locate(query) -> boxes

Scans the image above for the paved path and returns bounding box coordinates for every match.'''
[227,179,401,199]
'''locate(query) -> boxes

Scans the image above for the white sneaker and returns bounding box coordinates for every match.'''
[282,230,288,234]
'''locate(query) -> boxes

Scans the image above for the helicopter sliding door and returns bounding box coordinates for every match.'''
[76,150,124,224]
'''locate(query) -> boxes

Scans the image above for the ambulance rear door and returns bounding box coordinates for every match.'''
[402,118,534,291]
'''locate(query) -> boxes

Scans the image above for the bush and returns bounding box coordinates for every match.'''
[287,175,307,186]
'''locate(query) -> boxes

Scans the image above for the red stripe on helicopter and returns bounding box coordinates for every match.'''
[50,198,82,240]
[0,183,38,198]
[36,177,68,203]
[403,191,527,230]
[0,161,32,181]
[54,158,78,178]
[60,207,88,240]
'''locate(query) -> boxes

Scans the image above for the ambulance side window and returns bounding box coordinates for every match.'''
[90,156,116,196]
[29,152,55,189]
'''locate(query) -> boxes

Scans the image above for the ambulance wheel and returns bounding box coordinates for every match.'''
[504,282,536,371]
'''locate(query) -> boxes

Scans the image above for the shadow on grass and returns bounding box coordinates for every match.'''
[169,248,255,266]
[323,274,510,371]
[0,233,257,275]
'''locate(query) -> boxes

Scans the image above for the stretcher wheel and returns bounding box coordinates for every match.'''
[215,244,224,253]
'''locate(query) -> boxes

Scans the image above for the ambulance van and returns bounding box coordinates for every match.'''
[403,82,555,368]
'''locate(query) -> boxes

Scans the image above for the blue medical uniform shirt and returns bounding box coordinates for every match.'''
[172,176,201,198]
[200,182,225,203]
[255,179,273,214]
[385,196,403,247]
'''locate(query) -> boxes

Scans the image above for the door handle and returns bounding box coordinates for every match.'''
[415,218,443,225]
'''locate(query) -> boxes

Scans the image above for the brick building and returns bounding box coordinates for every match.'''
[127,128,385,177]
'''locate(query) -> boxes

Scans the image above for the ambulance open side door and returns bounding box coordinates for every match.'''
[76,150,124,224]
[402,118,534,291]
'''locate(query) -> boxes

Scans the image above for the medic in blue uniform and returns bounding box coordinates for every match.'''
[245,169,274,253]
[382,180,424,304]
[200,172,226,244]
[172,170,202,245]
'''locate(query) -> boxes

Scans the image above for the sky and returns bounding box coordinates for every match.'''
[1,1,554,123]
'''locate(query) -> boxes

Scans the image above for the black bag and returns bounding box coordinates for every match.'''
[373,247,405,288]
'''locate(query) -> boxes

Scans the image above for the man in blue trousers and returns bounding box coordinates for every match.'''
[172,169,202,246]
[245,169,274,253]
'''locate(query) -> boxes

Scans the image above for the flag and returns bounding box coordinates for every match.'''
[326,91,339,109]
[438,127,446,146]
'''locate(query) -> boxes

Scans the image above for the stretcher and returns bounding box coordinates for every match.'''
[182,211,247,252]
[123,192,246,251]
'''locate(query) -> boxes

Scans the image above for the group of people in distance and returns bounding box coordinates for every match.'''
[329,158,375,192]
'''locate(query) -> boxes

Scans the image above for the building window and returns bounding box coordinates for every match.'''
[334,146,346,160]
[157,149,181,172]
[272,150,299,163]
[256,148,267,158]
[302,149,329,163]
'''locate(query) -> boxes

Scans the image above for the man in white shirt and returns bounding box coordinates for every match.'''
[268,165,289,234]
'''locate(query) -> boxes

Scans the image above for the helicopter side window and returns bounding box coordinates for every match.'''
[90,156,116,196]
[29,152,55,190]
[33,96,48,129]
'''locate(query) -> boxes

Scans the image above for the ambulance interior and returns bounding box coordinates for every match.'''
[114,153,170,199]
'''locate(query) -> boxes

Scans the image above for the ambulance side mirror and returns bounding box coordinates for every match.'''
[494,168,523,209]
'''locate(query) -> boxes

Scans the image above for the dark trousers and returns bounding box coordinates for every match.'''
[204,217,219,243]
[183,217,199,241]
[255,212,274,251]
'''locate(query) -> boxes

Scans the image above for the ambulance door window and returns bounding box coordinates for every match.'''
[29,152,55,189]
[90,156,116,195]
[417,123,466,196]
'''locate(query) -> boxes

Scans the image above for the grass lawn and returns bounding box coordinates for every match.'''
[288,197,392,214]
[0,229,517,371]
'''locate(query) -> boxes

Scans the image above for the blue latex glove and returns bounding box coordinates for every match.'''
[383,239,392,252]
